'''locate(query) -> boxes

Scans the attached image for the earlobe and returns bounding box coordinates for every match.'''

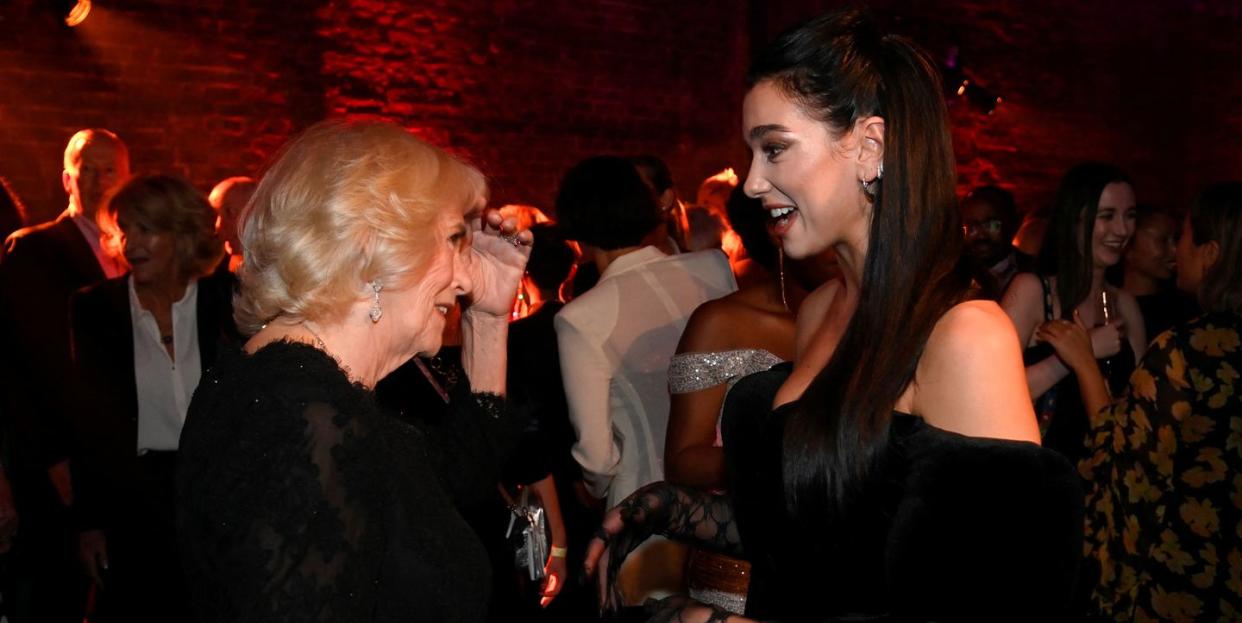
[1203,241,1222,269]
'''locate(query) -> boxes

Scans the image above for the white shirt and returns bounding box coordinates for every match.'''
[556,246,736,507]
[129,278,201,454]
[69,210,125,279]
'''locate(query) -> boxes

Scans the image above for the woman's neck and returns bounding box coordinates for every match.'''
[247,307,396,389]
[133,275,190,313]
[832,225,869,292]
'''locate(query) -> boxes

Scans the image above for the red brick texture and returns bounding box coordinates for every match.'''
[1,0,1239,225]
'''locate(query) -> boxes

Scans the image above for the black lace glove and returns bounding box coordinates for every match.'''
[583,481,742,613]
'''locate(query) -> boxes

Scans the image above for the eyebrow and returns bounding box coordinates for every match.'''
[748,124,790,142]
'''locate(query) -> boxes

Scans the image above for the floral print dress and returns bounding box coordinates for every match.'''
[1081,312,1242,621]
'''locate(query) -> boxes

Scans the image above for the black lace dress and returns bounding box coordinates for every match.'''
[176,341,514,623]
[722,364,1086,621]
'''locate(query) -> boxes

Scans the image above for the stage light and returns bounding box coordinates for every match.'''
[64,0,92,27]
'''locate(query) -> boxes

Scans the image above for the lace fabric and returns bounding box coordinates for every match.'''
[177,341,510,622]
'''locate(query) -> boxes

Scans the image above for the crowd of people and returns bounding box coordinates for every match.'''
[0,8,1237,623]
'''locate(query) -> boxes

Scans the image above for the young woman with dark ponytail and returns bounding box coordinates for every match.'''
[584,10,1084,622]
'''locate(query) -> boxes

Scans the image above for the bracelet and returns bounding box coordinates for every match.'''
[550,546,568,558]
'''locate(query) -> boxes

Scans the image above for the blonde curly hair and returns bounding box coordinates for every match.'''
[234,119,487,334]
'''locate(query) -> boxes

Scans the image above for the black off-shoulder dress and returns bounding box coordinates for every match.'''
[722,363,1086,621]
[176,341,515,623]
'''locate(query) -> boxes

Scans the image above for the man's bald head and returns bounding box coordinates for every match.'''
[209,176,255,262]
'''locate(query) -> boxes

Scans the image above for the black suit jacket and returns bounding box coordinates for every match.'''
[0,212,106,491]
[68,271,240,531]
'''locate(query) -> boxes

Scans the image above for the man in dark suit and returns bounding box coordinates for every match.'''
[0,128,130,622]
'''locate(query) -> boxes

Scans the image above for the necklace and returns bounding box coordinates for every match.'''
[302,322,328,350]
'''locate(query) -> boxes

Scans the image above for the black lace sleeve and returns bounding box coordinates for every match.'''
[415,378,524,510]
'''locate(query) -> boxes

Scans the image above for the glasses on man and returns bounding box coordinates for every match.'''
[962,219,1003,237]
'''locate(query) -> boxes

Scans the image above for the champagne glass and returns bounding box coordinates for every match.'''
[1099,289,1118,387]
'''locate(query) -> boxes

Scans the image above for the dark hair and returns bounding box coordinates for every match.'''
[725,185,779,273]
[1038,163,1131,317]
[525,223,578,292]
[1189,182,1242,313]
[963,185,1018,232]
[555,156,662,250]
[751,10,968,528]
[628,154,674,194]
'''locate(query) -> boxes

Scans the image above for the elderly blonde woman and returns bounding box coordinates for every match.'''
[175,120,531,623]
[69,173,240,621]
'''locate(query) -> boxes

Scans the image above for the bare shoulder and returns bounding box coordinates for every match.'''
[678,294,752,354]
[1000,272,1042,309]
[915,300,1039,442]
[928,300,1018,351]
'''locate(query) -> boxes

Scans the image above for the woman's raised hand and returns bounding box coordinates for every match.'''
[1036,310,1099,375]
[466,209,532,317]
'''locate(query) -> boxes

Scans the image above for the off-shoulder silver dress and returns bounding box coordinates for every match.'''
[666,348,784,614]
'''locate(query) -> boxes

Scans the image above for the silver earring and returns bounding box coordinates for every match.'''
[368,281,383,323]
[862,162,884,197]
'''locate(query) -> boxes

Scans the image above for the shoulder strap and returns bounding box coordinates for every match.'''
[1039,275,1055,321]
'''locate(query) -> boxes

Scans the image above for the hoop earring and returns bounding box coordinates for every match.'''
[778,250,789,312]
[368,281,383,323]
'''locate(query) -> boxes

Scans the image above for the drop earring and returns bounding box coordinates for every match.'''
[778,249,789,312]
[368,281,383,323]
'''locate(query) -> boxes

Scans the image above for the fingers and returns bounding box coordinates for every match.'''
[1073,309,1090,331]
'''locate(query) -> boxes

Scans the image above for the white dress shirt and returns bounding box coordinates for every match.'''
[556,246,736,507]
[129,278,201,454]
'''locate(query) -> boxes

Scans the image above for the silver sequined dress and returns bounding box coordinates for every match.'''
[666,348,784,615]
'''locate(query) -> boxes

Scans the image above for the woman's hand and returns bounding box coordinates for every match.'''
[466,209,532,317]
[584,484,676,612]
[1036,311,1098,375]
[1086,320,1125,359]
[584,482,742,613]
[539,550,567,608]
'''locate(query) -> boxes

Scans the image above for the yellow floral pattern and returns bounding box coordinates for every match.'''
[1083,313,1242,621]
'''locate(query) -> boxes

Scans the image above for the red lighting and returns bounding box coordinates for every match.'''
[65,0,91,27]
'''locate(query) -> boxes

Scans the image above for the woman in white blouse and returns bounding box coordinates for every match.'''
[68,173,239,621]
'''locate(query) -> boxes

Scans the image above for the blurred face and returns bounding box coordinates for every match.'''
[1087,182,1137,269]
[65,139,129,218]
[1175,214,1214,294]
[387,209,473,357]
[742,80,865,259]
[1125,211,1178,282]
[216,185,253,257]
[117,211,177,288]
[960,197,1010,266]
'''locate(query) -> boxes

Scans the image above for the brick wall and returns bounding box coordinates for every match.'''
[1,0,1239,227]
[758,0,1242,215]
[0,0,749,225]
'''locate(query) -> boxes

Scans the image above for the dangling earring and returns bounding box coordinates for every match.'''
[368,281,383,323]
[778,249,789,312]
[861,162,884,197]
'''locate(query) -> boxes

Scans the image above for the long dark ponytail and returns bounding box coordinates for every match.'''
[749,10,970,530]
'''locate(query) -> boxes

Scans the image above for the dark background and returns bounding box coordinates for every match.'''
[2,0,1240,225]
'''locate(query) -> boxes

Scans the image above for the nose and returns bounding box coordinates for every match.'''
[742,163,768,199]
[452,249,474,297]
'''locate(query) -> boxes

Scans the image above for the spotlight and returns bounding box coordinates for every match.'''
[63,0,92,27]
